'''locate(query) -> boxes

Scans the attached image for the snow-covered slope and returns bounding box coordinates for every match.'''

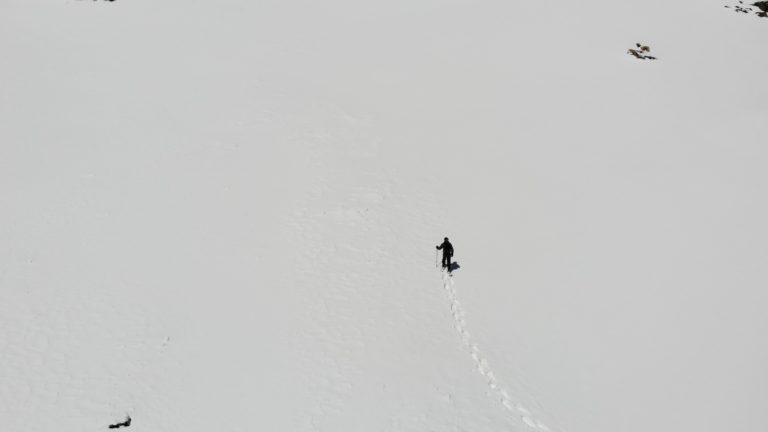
[1,1,766,431]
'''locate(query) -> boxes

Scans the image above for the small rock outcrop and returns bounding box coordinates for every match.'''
[725,1,768,18]
[628,43,657,60]
[754,1,768,15]
[108,416,131,429]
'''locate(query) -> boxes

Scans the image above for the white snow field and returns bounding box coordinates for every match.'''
[1,0,767,431]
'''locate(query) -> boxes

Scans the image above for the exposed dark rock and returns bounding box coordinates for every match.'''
[628,43,657,60]
[108,416,131,429]
[753,1,768,16]
[726,1,767,17]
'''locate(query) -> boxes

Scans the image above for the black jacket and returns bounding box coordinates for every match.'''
[437,240,453,256]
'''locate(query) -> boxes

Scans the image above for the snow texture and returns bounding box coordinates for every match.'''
[1,0,767,431]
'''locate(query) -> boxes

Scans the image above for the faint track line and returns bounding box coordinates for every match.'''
[441,272,552,431]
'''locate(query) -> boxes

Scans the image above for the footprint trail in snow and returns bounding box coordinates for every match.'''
[442,272,552,431]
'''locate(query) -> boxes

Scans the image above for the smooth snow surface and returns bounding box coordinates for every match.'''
[1,1,767,431]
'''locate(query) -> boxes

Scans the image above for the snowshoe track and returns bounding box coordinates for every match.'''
[442,272,552,431]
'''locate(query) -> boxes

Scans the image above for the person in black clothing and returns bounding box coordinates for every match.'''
[436,237,454,270]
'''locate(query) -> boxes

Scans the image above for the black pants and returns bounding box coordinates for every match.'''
[442,254,452,269]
